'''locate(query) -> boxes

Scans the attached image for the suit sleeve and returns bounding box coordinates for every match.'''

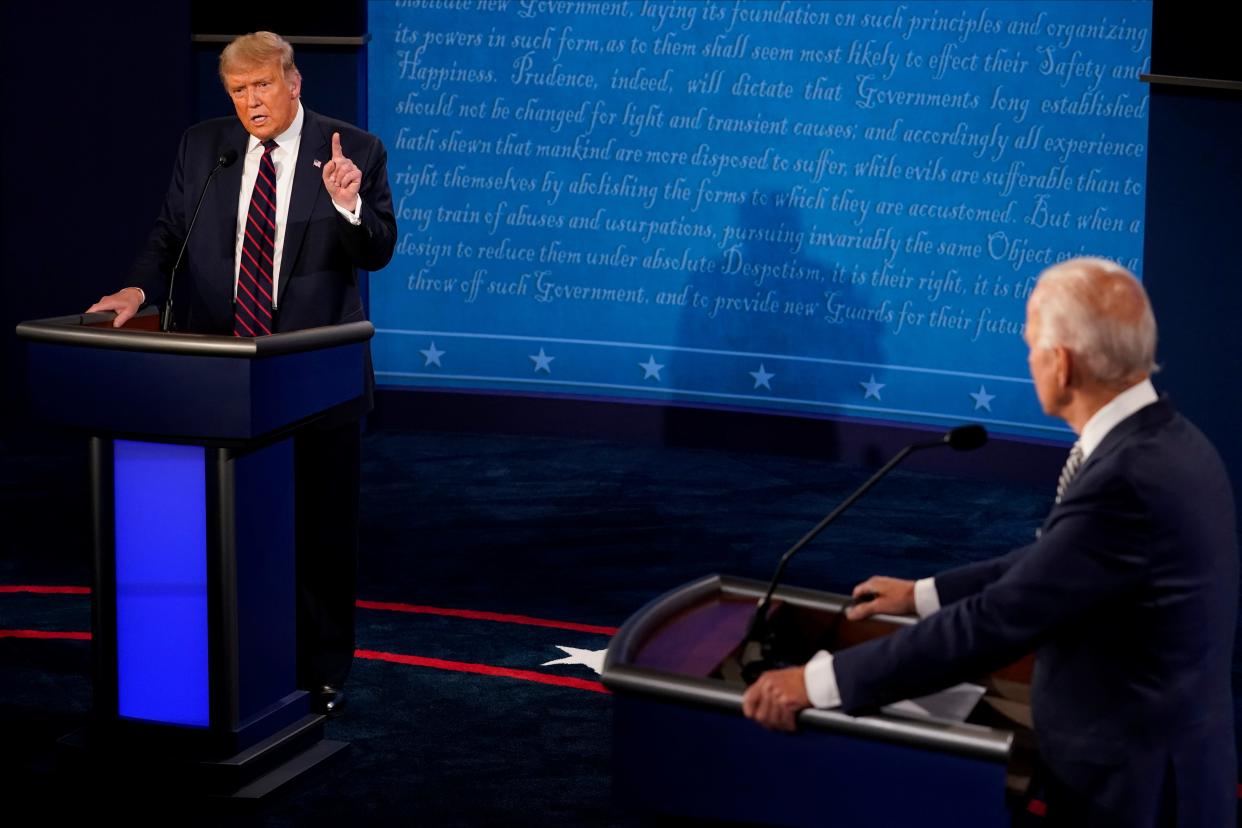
[934,544,1028,605]
[334,134,396,272]
[127,130,191,308]
[834,468,1151,714]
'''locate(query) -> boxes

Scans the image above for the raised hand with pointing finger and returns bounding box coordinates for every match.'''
[322,131,362,212]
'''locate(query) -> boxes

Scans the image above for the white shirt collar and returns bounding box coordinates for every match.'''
[246,102,304,153]
[1077,378,1158,460]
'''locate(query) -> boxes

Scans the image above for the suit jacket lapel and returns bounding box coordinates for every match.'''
[214,124,249,280]
[277,109,327,308]
[1077,397,1173,479]
[1040,397,1174,534]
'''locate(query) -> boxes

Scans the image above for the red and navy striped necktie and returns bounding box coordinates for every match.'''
[234,139,278,337]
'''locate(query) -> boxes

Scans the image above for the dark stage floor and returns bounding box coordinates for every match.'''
[1,427,1234,824]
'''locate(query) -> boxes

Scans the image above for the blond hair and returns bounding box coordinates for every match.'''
[219,31,300,85]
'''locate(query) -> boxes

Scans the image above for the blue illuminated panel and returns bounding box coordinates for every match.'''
[113,440,210,726]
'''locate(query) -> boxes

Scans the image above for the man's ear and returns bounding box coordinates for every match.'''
[1055,346,1073,390]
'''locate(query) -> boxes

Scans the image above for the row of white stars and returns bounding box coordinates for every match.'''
[418,342,1000,411]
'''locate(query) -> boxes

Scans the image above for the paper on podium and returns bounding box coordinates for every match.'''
[882,682,987,723]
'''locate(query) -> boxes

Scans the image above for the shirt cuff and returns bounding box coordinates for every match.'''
[129,286,145,304]
[334,196,363,225]
[803,649,842,708]
[914,577,941,617]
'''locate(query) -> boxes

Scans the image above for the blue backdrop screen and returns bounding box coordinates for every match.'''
[366,1,1151,440]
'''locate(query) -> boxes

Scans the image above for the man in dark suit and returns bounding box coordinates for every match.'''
[88,31,397,716]
[743,258,1238,826]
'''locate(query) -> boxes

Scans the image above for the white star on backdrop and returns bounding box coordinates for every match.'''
[749,364,774,390]
[541,646,606,674]
[638,355,664,381]
[860,374,885,400]
[969,385,996,411]
[419,342,445,367]
[529,347,555,373]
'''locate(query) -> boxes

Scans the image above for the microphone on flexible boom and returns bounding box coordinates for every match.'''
[160,148,238,332]
[739,424,988,682]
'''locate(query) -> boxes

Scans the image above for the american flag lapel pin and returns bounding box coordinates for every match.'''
[313,159,323,168]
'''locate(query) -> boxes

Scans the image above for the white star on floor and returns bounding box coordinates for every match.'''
[420,342,445,367]
[860,374,885,400]
[969,384,995,411]
[529,347,555,373]
[638,355,664,381]
[542,646,606,675]
[749,363,774,390]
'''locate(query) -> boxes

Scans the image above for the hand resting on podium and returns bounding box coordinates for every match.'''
[844,575,916,621]
[743,574,919,732]
[87,286,144,328]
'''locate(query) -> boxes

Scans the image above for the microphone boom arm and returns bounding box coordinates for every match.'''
[160,150,237,332]
[743,443,916,648]
[740,425,987,679]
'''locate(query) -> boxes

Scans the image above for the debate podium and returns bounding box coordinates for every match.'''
[16,308,373,798]
[602,574,1034,827]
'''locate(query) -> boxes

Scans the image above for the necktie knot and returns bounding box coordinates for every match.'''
[263,139,278,154]
[1055,442,1084,504]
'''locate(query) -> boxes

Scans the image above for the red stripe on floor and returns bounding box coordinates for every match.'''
[356,649,610,694]
[0,629,91,640]
[2,620,1242,809]
[356,600,618,636]
[1,587,618,636]
[0,585,90,595]
[0,632,606,693]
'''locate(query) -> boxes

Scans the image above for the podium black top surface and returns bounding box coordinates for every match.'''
[16,310,373,357]
[18,310,374,441]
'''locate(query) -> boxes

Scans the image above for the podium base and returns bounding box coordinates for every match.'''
[57,713,347,800]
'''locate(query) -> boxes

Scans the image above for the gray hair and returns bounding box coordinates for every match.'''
[1031,257,1157,386]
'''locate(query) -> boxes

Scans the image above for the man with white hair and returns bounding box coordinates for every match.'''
[744,257,1238,825]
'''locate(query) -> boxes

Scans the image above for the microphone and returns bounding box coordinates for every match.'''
[739,424,988,683]
[946,424,987,451]
[160,148,239,332]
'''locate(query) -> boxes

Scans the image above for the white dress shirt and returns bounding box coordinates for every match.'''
[804,378,1160,709]
[234,104,304,307]
[131,101,361,309]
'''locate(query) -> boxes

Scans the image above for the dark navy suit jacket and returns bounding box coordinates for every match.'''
[834,399,1238,825]
[129,107,397,409]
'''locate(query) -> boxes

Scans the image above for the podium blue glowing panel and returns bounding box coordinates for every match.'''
[368,1,1152,440]
[113,440,210,727]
